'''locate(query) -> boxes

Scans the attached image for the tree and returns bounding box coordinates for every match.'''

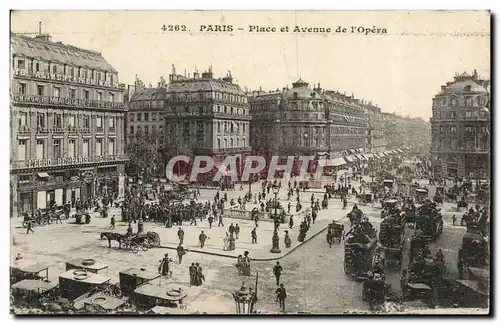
[125,132,163,183]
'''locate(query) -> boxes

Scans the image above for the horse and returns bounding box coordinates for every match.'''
[100,232,125,249]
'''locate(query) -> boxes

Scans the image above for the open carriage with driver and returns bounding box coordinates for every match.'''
[457,229,488,279]
[327,222,345,245]
[344,220,378,280]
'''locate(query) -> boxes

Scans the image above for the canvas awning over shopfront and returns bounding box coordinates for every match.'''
[324,158,347,167]
[344,156,355,163]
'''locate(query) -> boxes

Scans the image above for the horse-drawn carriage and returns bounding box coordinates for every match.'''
[327,223,344,245]
[347,207,364,226]
[379,218,404,267]
[362,274,389,310]
[457,197,468,211]
[457,230,488,279]
[344,223,378,280]
[100,231,161,253]
[415,211,443,242]
[381,199,399,218]
[415,189,428,204]
[358,193,374,206]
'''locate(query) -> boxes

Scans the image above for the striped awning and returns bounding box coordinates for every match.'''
[344,156,355,163]
[37,172,49,178]
[324,158,346,167]
[396,148,403,153]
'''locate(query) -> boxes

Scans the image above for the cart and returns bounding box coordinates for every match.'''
[133,284,188,310]
[66,258,109,274]
[383,179,394,189]
[119,268,160,296]
[403,283,432,303]
[359,193,373,205]
[59,269,111,301]
[10,260,50,285]
[10,279,59,308]
[435,186,445,196]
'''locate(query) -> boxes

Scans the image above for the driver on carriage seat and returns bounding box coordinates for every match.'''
[126,224,133,236]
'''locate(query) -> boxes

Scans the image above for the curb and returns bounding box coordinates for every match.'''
[158,214,347,262]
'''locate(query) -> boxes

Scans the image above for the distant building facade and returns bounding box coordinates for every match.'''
[430,71,490,179]
[10,33,127,217]
[164,67,251,180]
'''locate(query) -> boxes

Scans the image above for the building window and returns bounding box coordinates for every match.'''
[17,59,25,70]
[243,138,246,148]
[451,126,457,133]
[18,112,27,127]
[53,86,60,98]
[96,139,102,156]
[144,113,149,121]
[230,138,234,147]
[466,111,473,118]
[109,117,115,128]
[68,139,76,158]
[152,125,156,132]
[198,107,203,114]
[97,92,102,101]
[83,139,89,157]
[144,125,149,134]
[197,122,204,133]
[465,96,472,107]
[137,113,142,122]
[217,122,221,133]
[54,114,62,128]
[52,65,57,74]
[450,111,456,119]
[243,123,246,132]
[184,106,189,113]
[152,113,157,121]
[18,140,27,161]
[96,116,103,129]
[439,126,444,134]
[37,85,44,96]
[53,139,61,159]
[19,83,26,94]
[109,93,114,102]
[130,125,134,134]
[108,139,115,155]
[83,116,90,129]
[183,122,189,136]
[217,139,221,149]
[37,113,45,128]
[70,88,76,99]
[224,106,227,113]
[137,126,142,133]
[231,107,234,115]
[36,140,44,159]
[69,115,76,127]
[236,138,240,147]
[83,90,90,100]
[129,113,135,121]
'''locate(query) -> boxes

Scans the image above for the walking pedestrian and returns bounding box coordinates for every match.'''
[26,220,34,234]
[289,215,294,229]
[208,215,214,229]
[109,215,116,230]
[199,230,207,248]
[158,253,172,277]
[55,212,63,224]
[251,227,257,244]
[452,214,457,226]
[223,232,229,250]
[273,261,283,285]
[275,283,287,312]
[177,227,184,245]
[176,243,186,264]
[235,223,240,239]
[189,263,197,286]
[229,223,235,237]
[218,214,224,227]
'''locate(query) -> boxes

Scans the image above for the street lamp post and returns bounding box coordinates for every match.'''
[270,185,281,253]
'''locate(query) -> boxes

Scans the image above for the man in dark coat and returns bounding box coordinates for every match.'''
[273,261,283,285]
[199,230,207,248]
[275,283,287,312]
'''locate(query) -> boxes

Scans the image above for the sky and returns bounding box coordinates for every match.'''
[10,10,490,121]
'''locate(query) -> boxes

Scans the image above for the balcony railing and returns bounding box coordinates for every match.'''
[11,153,129,170]
[12,68,120,89]
[11,94,125,110]
[165,112,252,120]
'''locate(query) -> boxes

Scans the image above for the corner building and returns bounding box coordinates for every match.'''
[430,71,490,179]
[164,68,251,180]
[10,33,127,217]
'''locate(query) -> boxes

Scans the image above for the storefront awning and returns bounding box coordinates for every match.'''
[396,148,403,153]
[317,152,328,157]
[37,172,49,178]
[344,156,355,163]
[324,158,346,167]
[348,149,355,154]
[355,154,365,160]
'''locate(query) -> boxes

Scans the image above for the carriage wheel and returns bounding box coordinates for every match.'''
[22,221,28,228]
[147,237,156,248]
[141,242,149,251]
[154,236,161,246]
[130,242,139,254]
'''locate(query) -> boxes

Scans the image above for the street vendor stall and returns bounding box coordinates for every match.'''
[133,284,188,309]
[10,260,50,285]
[66,258,109,274]
[10,279,59,308]
[119,267,160,296]
[59,269,111,301]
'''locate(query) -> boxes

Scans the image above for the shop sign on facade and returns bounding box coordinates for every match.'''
[26,155,117,168]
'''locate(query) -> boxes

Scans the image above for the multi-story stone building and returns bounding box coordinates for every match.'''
[362,102,386,153]
[249,80,370,166]
[430,71,490,179]
[164,67,251,179]
[10,33,127,217]
[124,77,167,177]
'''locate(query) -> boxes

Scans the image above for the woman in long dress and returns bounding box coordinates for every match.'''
[223,232,229,251]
